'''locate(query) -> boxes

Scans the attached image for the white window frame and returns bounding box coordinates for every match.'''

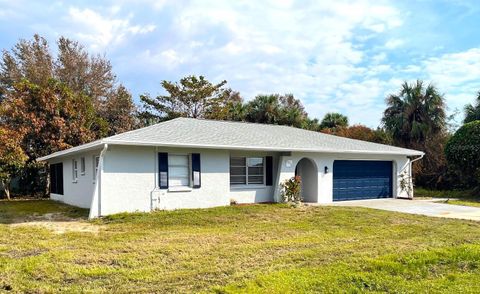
[230,156,265,186]
[168,154,191,188]
[80,157,86,175]
[72,159,78,183]
[93,156,100,184]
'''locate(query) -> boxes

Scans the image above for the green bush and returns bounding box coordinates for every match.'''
[445,121,480,189]
[280,176,302,203]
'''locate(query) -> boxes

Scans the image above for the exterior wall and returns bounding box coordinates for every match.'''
[274,152,411,203]
[228,150,280,204]
[100,146,231,215]
[49,143,413,216]
[48,149,101,208]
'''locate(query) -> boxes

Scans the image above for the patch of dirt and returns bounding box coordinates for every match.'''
[10,213,103,234]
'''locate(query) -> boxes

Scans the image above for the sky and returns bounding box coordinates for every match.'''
[1,0,479,127]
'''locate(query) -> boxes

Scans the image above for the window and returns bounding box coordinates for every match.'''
[93,156,100,182]
[80,157,86,175]
[72,159,78,182]
[230,157,264,185]
[168,154,190,187]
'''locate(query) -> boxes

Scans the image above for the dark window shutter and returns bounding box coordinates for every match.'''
[191,153,201,188]
[158,153,169,189]
[57,163,64,195]
[266,156,273,186]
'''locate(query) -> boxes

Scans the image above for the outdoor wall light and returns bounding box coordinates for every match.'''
[324,166,329,174]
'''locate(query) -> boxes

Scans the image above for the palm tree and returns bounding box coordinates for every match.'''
[320,112,349,130]
[382,80,446,147]
[464,92,480,124]
[245,95,281,124]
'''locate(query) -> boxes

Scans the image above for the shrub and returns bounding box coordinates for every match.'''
[445,121,480,190]
[280,176,302,204]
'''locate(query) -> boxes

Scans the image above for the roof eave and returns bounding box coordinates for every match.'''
[37,139,424,161]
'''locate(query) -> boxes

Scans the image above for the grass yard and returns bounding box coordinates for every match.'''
[1,200,480,293]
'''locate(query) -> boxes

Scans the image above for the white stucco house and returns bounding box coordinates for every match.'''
[38,118,424,218]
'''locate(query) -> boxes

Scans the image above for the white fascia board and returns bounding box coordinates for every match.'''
[103,139,425,156]
[37,138,424,162]
[37,140,105,161]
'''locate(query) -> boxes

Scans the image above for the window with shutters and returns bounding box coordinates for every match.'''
[230,157,265,185]
[168,154,190,187]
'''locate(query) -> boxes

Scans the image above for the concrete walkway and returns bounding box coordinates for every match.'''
[321,198,480,221]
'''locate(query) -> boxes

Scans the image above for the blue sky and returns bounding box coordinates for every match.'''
[1,0,479,127]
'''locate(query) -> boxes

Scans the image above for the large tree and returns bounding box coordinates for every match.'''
[382,80,447,187]
[139,75,231,123]
[0,126,27,199]
[464,92,480,124]
[445,121,480,190]
[0,34,137,136]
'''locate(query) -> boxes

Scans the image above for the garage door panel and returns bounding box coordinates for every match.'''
[333,160,393,201]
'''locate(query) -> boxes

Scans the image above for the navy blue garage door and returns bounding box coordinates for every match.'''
[333,160,392,201]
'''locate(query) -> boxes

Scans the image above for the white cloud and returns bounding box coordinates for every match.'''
[422,47,480,111]
[384,38,404,49]
[131,0,404,126]
[67,7,155,50]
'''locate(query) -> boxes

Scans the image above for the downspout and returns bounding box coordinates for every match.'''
[89,143,108,219]
[408,154,424,199]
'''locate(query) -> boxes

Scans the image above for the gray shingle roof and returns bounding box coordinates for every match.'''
[39,118,423,160]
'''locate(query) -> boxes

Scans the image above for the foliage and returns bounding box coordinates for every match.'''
[0,127,27,199]
[244,94,308,127]
[139,75,231,123]
[445,121,480,189]
[323,124,393,145]
[464,92,480,124]
[2,201,480,292]
[100,85,138,136]
[399,172,413,198]
[280,176,302,203]
[319,112,349,131]
[382,80,448,188]
[0,35,137,196]
[0,34,137,137]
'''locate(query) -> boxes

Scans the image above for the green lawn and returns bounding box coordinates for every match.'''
[414,188,476,199]
[1,200,480,293]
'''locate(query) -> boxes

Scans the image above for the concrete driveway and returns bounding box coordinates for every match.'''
[325,198,480,221]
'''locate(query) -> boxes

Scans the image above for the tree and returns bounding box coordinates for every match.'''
[319,112,349,130]
[244,94,307,127]
[330,125,392,145]
[139,75,230,123]
[0,34,136,135]
[245,94,281,124]
[1,79,105,196]
[101,85,138,135]
[277,94,308,128]
[0,127,27,199]
[382,80,447,187]
[445,121,480,190]
[464,92,480,124]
